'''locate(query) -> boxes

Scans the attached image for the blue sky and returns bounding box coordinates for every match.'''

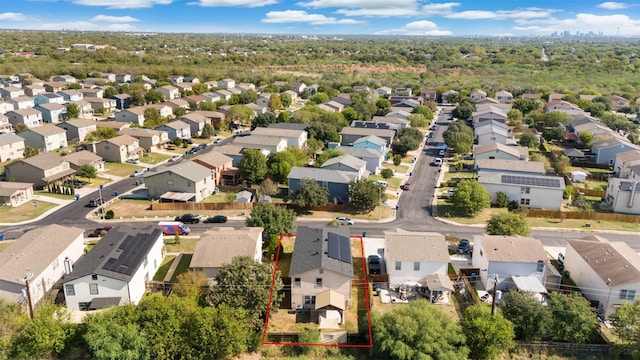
[2,1,640,36]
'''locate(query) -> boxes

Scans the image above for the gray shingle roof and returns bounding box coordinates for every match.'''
[288,167,357,184]
[63,225,163,283]
[473,235,547,263]
[290,226,353,277]
[353,135,387,146]
[385,229,449,263]
[145,160,211,182]
[0,132,25,146]
[321,154,366,171]
[567,237,640,286]
[20,152,64,170]
[190,227,262,269]
[338,146,383,159]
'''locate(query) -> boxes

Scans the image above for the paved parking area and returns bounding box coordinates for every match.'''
[362,237,386,274]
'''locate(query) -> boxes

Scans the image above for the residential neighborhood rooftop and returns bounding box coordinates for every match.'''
[474,235,547,263]
[568,236,640,286]
[290,226,353,278]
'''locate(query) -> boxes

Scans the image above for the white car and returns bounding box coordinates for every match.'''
[131,169,145,177]
[335,217,354,225]
[169,155,182,162]
[442,189,455,196]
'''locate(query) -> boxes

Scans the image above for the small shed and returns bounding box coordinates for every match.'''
[315,289,345,328]
[236,190,254,203]
[258,194,272,203]
[571,170,587,183]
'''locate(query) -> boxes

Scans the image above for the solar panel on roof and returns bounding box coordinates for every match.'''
[338,235,351,263]
[501,175,561,188]
[327,232,351,263]
[327,233,340,260]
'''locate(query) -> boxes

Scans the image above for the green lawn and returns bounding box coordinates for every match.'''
[443,171,475,181]
[164,236,199,253]
[170,254,193,282]
[35,191,75,200]
[140,152,171,165]
[0,200,58,223]
[203,192,235,202]
[104,162,144,177]
[80,176,112,188]
[369,174,402,191]
[382,162,409,174]
[153,255,176,281]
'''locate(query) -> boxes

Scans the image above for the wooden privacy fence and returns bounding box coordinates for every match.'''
[151,202,254,211]
[516,341,611,355]
[574,187,606,197]
[522,208,640,223]
[277,203,347,212]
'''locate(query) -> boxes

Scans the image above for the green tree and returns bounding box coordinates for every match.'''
[14,122,28,133]
[610,301,640,359]
[23,146,38,158]
[76,164,97,183]
[546,292,597,343]
[461,305,515,360]
[246,202,296,241]
[392,128,423,155]
[349,179,385,213]
[407,113,428,128]
[375,98,391,116]
[452,105,472,120]
[0,298,27,358]
[578,131,594,148]
[268,93,283,111]
[206,256,283,330]
[173,107,187,117]
[103,87,118,98]
[66,103,80,119]
[143,108,164,128]
[543,126,568,142]
[227,104,254,126]
[372,299,469,360]
[12,302,72,359]
[257,178,279,196]
[238,148,267,183]
[277,111,290,123]
[144,90,164,104]
[279,93,292,108]
[316,149,344,166]
[239,89,258,104]
[342,107,359,121]
[381,168,394,179]
[444,122,474,154]
[451,180,491,217]
[412,105,434,120]
[518,132,540,148]
[393,154,402,168]
[501,291,549,340]
[251,112,277,129]
[267,152,293,183]
[507,108,523,124]
[86,127,117,142]
[494,192,510,208]
[486,212,530,236]
[308,122,340,143]
[291,179,328,207]
[201,123,215,138]
[84,312,150,360]
[172,270,209,300]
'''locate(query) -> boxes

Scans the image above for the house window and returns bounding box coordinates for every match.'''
[319,269,323,274]
[316,278,323,288]
[89,283,99,295]
[187,182,192,187]
[536,260,544,273]
[521,187,531,194]
[620,290,636,300]
[414,262,420,271]
[489,156,495,160]
[480,249,484,257]
[91,274,98,280]
[65,284,75,296]
[294,278,301,287]
[167,180,174,185]
[520,198,530,206]
[395,261,402,271]
[304,296,316,305]
[104,145,110,150]
[52,258,59,270]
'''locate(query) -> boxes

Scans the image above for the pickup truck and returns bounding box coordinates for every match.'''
[174,213,201,224]
[368,255,381,275]
[91,226,112,237]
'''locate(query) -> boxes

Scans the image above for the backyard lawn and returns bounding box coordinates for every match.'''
[382,162,409,174]
[170,253,193,282]
[140,152,171,165]
[164,236,199,253]
[0,200,57,222]
[104,162,144,177]
[153,255,176,281]
[368,174,402,190]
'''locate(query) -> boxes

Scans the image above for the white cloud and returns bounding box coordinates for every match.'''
[38,20,136,31]
[188,0,278,7]
[445,8,557,20]
[0,12,26,21]
[91,15,139,23]
[513,13,640,35]
[298,0,414,8]
[422,2,460,15]
[262,10,364,24]
[335,8,419,17]
[597,2,629,10]
[71,0,172,9]
[376,20,452,35]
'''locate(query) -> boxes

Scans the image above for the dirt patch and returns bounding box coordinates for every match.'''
[104,199,246,220]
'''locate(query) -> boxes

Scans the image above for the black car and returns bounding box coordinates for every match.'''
[203,215,228,223]
[368,255,381,274]
[183,138,194,144]
[175,213,201,224]
[197,143,208,150]
[457,239,471,254]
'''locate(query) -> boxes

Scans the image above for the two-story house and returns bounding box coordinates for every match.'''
[57,118,97,142]
[35,103,67,124]
[119,128,169,151]
[157,85,180,100]
[5,152,76,188]
[232,135,287,154]
[6,108,43,128]
[94,134,143,163]
[144,160,217,202]
[495,90,514,104]
[478,171,565,209]
[192,151,234,186]
[0,181,34,207]
[7,96,35,110]
[320,155,368,178]
[474,143,529,162]
[155,120,192,141]
[85,97,117,113]
[61,225,165,311]
[250,127,307,148]
[33,93,65,106]
[340,127,395,147]
[288,167,359,204]
[18,124,68,152]
[57,89,84,102]
[0,132,26,162]
[62,150,105,173]
[0,86,25,99]
[338,146,384,174]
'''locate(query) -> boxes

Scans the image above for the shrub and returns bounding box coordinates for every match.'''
[563,185,575,199]
[105,210,115,219]
[495,192,510,208]
[454,162,464,171]
[381,168,394,179]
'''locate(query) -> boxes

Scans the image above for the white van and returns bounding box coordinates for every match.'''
[376,180,388,187]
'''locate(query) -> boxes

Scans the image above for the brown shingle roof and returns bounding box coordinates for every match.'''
[474,235,547,263]
[568,237,640,286]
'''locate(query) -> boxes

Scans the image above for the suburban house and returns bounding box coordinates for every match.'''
[478,171,565,209]
[470,90,487,101]
[376,87,393,96]
[321,154,368,178]
[61,225,165,311]
[495,90,514,104]
[340,127,395,147]
[250,127,307,148]
[288,167,359,203]
[474,143,529,162]
[73,99,94,117]
[115,107,146,126]
[0,225,84,306]
[51,75,77,83]
[184,95,204,108]
[33,93,65,106]
[610,95,630,111]
[5,152,75,188]
[0,132,26,162]
[119,128,169,151]
[0,86,25,99]
[592,138,640,166]
[57,89,83,102]
[192,110,225,128]
[115,73,132,83]
[603,178,640,214]
[545,101,585,116]
[564,235,640,319]
[85,97,117,113]
[215,89,232,101]
[94,135,143,163]
[158,85,180,100]
[232,135,287,154]
[144,160,217,202]
[24,85,46,97]
[0,114,10,133]
[57,118,97,142]
[472,106,508,125]
[268,122,308,132]
[472,235,550,292]
[6,108,43,128]
[474,121,511,145]
[385,229,451,288]
[290,225,353,326]
[338,146,384,174]
[192,151,234,186]
[80,88,105,99]
[474,159,545,176]
[0,100,14,113]
[62,150,105,173]
[200,92,221,103]
[110,93,132,109]
[368,116,410,129]
[155,120,191,141]
[190,227,263,279]
[217,78,235,89]
[95,120,130,132]
[420,89,438,102]
[18,124,68,152]
[44,82,65,93]
[7,96,35,110]
[215,144,245,167]
[35,103,67,123]
[178,113,210,136]
[0,181,33,206]
[613,150,640,177]
[163,98,190,112]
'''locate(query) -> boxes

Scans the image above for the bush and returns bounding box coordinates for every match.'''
[454,162,463,171]
[105,210,115,219]
[563,185,575,199]
[494,192,510,208]
[381,168,394,179]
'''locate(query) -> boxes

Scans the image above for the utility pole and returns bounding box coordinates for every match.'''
[378,186,382,221]
[25,279,34,319]
[491,274,498,316]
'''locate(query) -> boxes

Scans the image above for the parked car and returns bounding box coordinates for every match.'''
[430,158,443,166]
[175,213,201,224]
[158,221,191,235]
[368,255,381,274]
[457,239,471,254]
[335,216,354,225]
[213,137,222,144]
[401,181,412,191]
[428,132,434,138]
[438,149,446,156]
[182,138,194,145]
[88,198,104,207]
[169,155,182,162]
[127,158,140,164]
[203,215,228,223]
[197,143,207,150]
[91,226,113,237]
[376,180,388,187]
[442,189,455,196]
[130,169,145,177]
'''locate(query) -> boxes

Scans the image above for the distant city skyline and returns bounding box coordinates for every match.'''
[1,1,640,37]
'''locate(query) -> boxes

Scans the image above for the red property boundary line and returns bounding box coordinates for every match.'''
[261,233,373,348]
